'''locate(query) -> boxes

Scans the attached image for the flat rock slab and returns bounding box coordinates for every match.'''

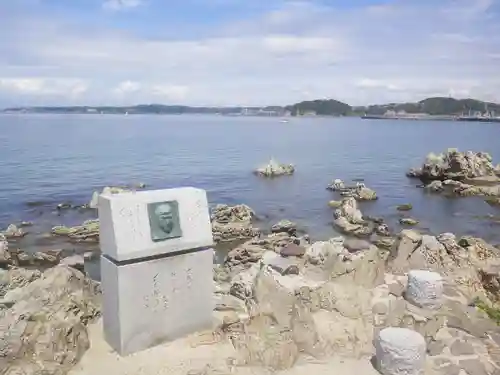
[280,243,306,257]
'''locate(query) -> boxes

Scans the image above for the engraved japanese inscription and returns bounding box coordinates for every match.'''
[143,274,169,312]
[147,200,182,242]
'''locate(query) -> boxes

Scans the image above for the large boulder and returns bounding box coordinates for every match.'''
[253,158,295,177]
[333,198,373,237]
[211,204,260,243]
[0,265,101,374]
[407,149,498,182]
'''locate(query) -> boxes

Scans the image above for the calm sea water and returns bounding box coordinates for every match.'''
[1,114,500,250]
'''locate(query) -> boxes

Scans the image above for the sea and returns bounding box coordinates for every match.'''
[1,114,500,278]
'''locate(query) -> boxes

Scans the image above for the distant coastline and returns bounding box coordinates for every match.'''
[2,96,500,122]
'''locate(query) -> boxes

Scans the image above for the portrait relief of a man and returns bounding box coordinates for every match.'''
[147,201,182,241]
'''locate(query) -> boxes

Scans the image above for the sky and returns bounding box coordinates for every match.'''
[0,0,500,107]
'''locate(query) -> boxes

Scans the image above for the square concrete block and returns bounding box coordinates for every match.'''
[101,248,214,356]
[98,187,213,262]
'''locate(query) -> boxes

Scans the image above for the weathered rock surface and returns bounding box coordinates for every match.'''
[397,204,413,211]
[333,197,373,237]
[52,219,100,243]
[253,158,295,177]
[271,219,297,236]
[400,218,419,226]
[327,180,378,201]
[0,247,64,269]
[0,265,101,374]
[224,231,309,273]
[407,149,498,182]
[2,224,26,239]
[211,204,261,243]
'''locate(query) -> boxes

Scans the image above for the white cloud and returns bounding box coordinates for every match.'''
[102,0,144,11]
[0,78,88,97]
[0,0,500,106]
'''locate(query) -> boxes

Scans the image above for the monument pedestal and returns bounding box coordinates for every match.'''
[98,187,214,356]
[101,249,214,355]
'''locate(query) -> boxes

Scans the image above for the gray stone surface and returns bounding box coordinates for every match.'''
[450,340,475,356]
[458,359,488,375]
[100,249,214,356]
[98,188,215,356]
[405,270,443,310]
[375,327,426,375]
[99,187,213,262]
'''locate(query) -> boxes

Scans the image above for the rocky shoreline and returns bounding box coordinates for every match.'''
[1,148,500,375]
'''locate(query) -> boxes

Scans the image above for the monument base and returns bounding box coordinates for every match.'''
[100,248,214,356]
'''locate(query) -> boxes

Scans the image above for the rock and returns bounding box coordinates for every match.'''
[407,149,498,182]
[326,179,345,191]
[449,339,475,356]
[327,244,387,288]
[328,200,342,208]
[425,180,444,192]
[0,265,101,374]
[57,202,72,209]
[344,239,371,253]
[280,243,306,257]
[388,282,405,297]
[3,224,25,239]
[59,255,85,272]
[400,218,419,226]
[328,180,377,201]
[355,186,378,201]
[458,359,488,375]
[229,264,260,300]
[317,281,372,318]
[485,197,500,206]
[271,220,297,235]
[0,246,62,269]
[375,224,391,237]
[254,158,295,177]
[51,219,100,243]
[397,204,413,211]
[229,315,299,370]
[261,252,300,275]
[333,198,373,237]
[374,237,397,250]
[374,327,426,375]
[252,266,323,356]
[0,234,10,267]
[214,293,247,314]
[211,204,260,243]
[305,237,344,265]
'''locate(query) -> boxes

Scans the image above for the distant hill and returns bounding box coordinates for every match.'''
[2,104,249,115]
[358,97,500,116]
[285,99,352,116]
[3,97,499,117]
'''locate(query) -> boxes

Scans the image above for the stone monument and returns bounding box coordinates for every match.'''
[98,187,214,356]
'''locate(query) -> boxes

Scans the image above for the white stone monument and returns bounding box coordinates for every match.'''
[98,187,214,356]
[405,270,443,310]
[375,327,426,375]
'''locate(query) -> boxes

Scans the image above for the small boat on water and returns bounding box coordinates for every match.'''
[280,119,289,123]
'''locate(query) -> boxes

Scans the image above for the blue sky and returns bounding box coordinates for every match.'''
[1,0,499,107]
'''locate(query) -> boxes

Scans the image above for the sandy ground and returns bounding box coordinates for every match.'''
[70,319,380,375]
